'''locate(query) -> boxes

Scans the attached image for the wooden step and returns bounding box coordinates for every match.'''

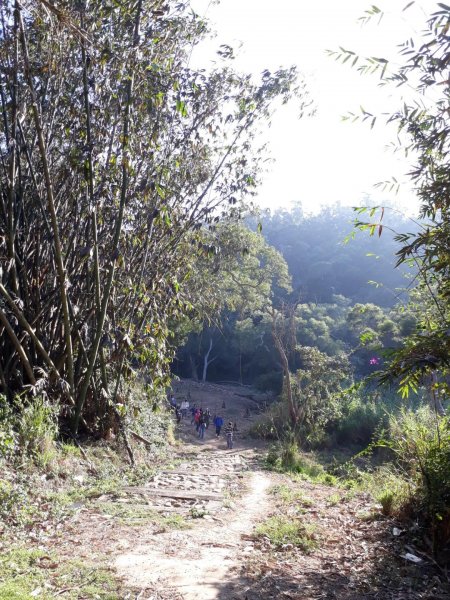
[123,486,223,501]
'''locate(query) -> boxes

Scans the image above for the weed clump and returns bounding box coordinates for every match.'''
[255,515,318,553]
[265,441,337,485]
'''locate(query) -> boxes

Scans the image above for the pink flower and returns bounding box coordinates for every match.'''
[369,357,380,365]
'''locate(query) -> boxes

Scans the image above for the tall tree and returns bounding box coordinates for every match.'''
[0,0,304,433]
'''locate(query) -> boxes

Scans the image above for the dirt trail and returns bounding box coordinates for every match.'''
[114,380,274,599]
[116,463,272,599]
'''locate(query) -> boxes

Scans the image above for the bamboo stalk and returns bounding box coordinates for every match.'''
[18,5,75,398]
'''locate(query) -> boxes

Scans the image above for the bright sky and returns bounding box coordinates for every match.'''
[190,0,438,215]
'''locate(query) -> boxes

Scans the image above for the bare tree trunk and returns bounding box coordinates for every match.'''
[271,309,298,428]
[428,371,446,417]
[190,355,199,381]
[6,6,20,297]
[202,337,217,383]
[0,308,36,385]
[79,6,108,394]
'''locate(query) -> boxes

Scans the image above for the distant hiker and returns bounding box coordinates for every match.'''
[198,413,207,440]
[204,408,211,429]
[175,406,181,423]
[190,404,197,424]
[170,394,176,408]
[214,415,223,437]
[225,421,234,449]
[194,409,201,431]
[181,400,189,419]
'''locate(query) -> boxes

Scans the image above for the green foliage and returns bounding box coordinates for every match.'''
[0,395,57,465]
[382,409,450,521]
[269,484,314,507]
[0,480,31,526]
[333,6,450,393]
[254,370,283,393]
[265,441,337,485]
[14,397,58,465]
[121,379,174,457]
[174,205,416,388]
[0,548,122,599]
[0,0,304,434]
[0,396,16,459]
[255,516,318,552]
[350,408,450,553]
[332,388,389,447]
[357,465,411,517]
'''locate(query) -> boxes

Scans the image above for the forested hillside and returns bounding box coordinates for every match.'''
[174,204,417,388]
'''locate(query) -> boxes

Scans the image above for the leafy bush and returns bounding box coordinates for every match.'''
[357,465,411,517]
[121,380,174,456]
[0,479,32,526]
[0,395,57,465]
[254,371,283,393]
[353,407,450,554]
[334,394,386,447]
[382,408,450,551]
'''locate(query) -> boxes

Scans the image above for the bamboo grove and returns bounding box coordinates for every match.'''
[0,0,302,435]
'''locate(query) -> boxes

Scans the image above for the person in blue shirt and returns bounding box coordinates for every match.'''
[214,415,224,437]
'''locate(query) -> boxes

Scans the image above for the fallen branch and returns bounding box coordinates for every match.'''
[129,429,153,447]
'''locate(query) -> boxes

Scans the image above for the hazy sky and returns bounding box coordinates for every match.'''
[190,0,438,215]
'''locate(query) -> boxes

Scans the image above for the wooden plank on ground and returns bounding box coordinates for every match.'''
[122,486,222,501]
[156,471,222,477]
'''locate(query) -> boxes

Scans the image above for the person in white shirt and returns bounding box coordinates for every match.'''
[180,400,189,419]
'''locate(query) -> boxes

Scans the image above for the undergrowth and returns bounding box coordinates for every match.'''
[0,548,123,599]
[255,516,318,553]
[265,441,337,486]
[334,407,450,557]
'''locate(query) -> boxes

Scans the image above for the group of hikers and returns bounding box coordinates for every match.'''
[169,394,236,449]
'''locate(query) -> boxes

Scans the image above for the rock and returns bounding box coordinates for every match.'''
[401,552,423,564]
[282,543,294,551]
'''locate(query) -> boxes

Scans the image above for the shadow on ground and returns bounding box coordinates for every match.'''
[208,529,450,600]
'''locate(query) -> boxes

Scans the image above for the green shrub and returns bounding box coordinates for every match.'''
[374,407,450,553]
[378,490,395,516]
[265,441,337,485]
[15,397,58,463]
[0,479,33,527]
[255,515,318,552]
[121,380,174,456]
[334,396,385,447]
